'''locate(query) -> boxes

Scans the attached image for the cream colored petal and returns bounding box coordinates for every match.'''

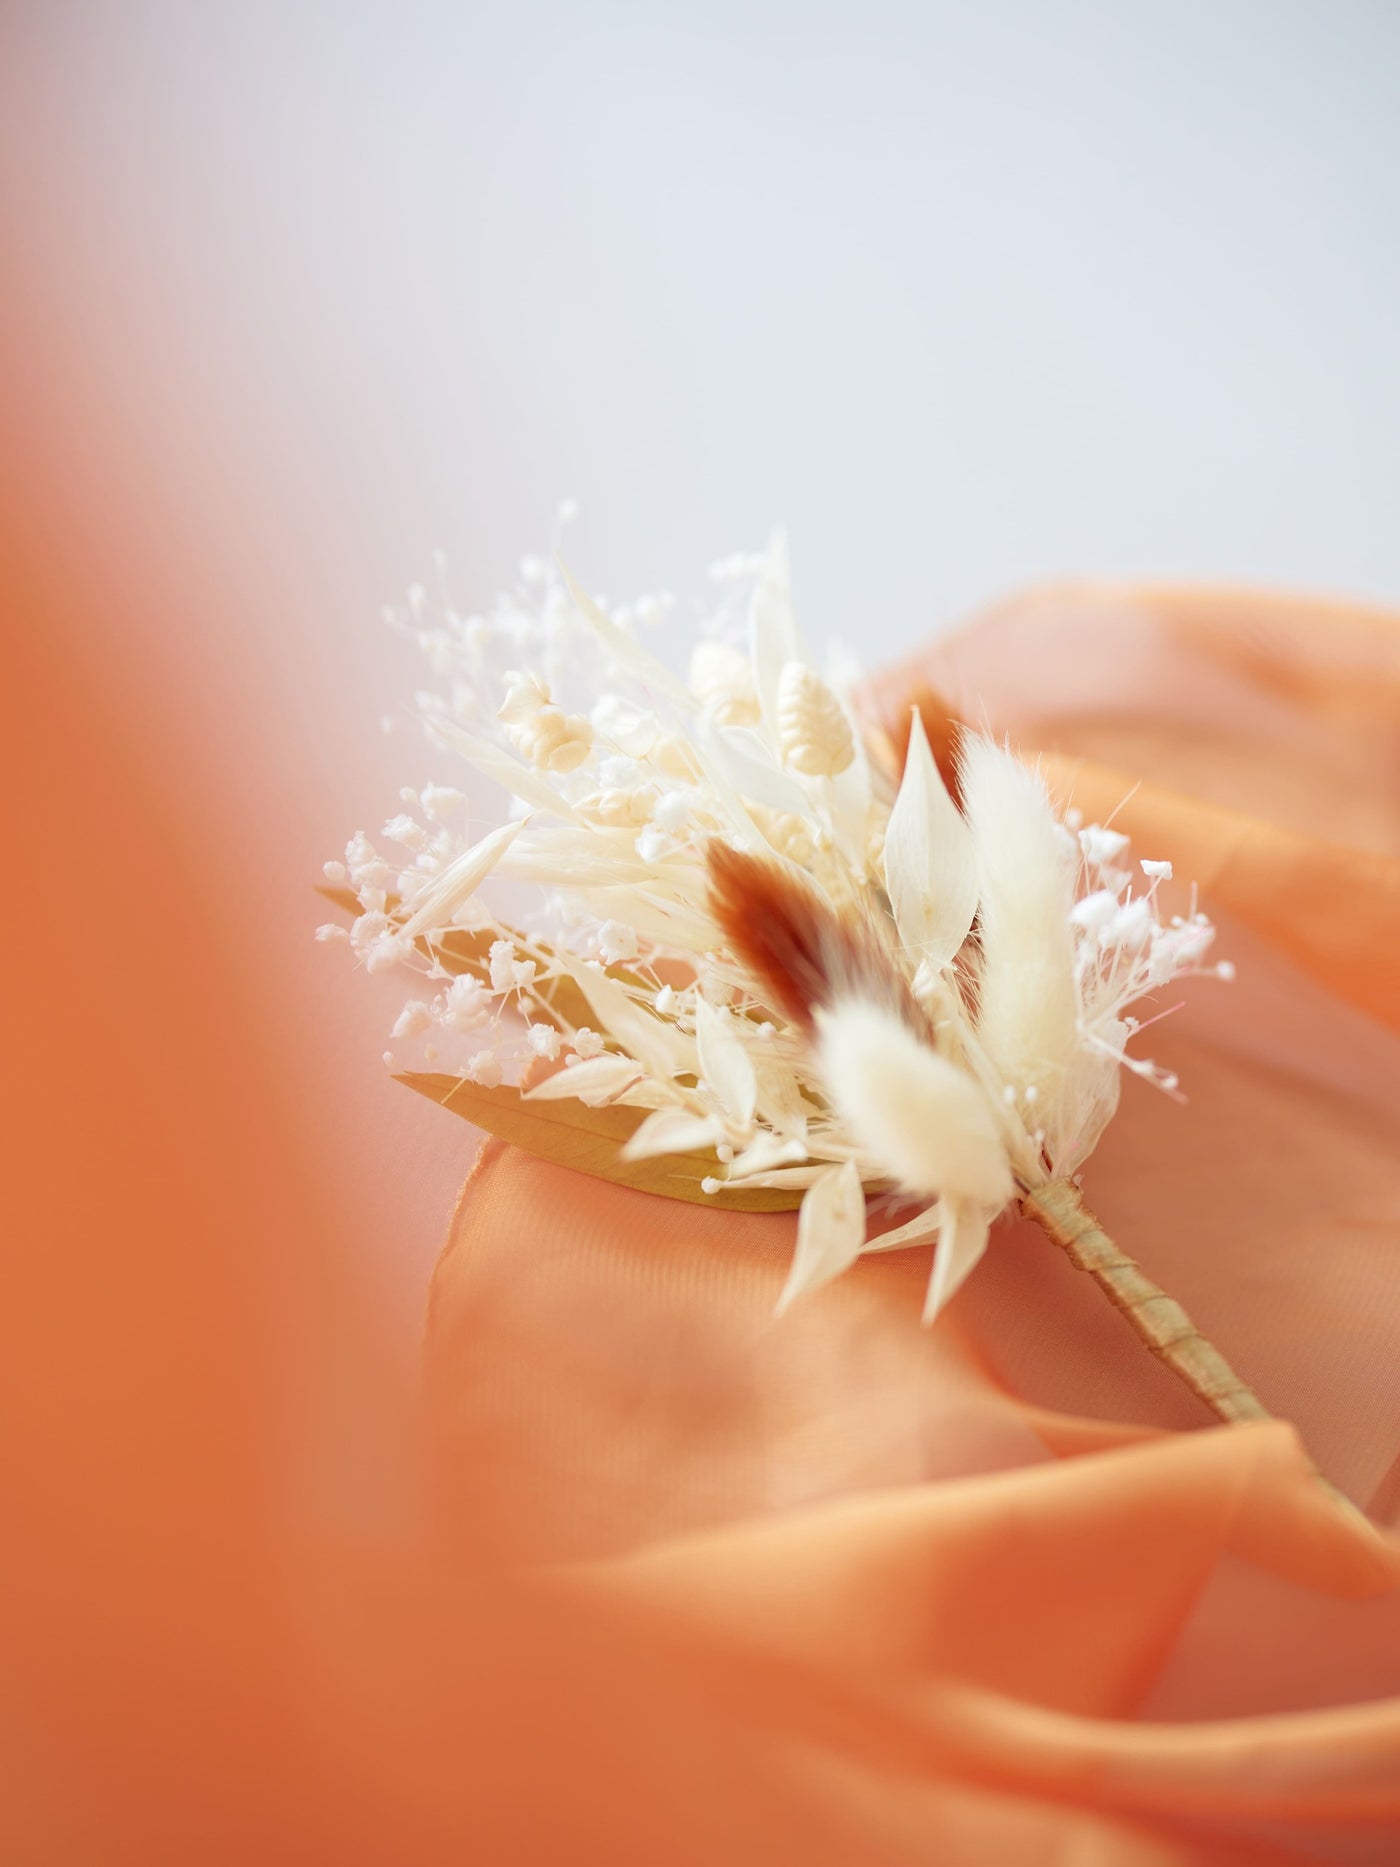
[860,1202,943,1255]
[724,1132,808,1178]
[694,995,758,1130]
[524,1055,644,1106]
[776,1160,866,1314]
[424,714,581,821]
[959,734,1078,1112]
[695,718,811,816]
[620,1106,725,1160]
[883,709,978,969]
[396,818,527,940]
[558,561,695,712]
[561,959,690,1080]
[923,1198,993,1324]
[748,533,801,743]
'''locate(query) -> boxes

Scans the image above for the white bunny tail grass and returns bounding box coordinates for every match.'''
[816,1000,1014,1210]
[958,735,1079,1154]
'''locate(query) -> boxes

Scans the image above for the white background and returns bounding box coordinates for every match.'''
[5,1,1397,1319]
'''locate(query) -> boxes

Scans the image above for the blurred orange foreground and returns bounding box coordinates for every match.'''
[6,426,1400,1866]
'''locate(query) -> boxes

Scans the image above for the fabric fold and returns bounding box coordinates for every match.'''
[426,581,1400,1862]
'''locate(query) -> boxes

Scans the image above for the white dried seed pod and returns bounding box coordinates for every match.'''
[581,786,655,827]
[775,661,854,778]
[498,668,552,725]
[688,641,761,727]
[512,705,594,773]
[756,808,818,867]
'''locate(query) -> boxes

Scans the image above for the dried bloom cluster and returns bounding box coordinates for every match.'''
[323,534,1230,1320]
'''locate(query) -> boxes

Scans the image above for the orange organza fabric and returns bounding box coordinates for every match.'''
[10,576,1399,1864]
[425,585,1400,1862]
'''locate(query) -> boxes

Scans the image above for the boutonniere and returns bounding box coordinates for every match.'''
[322,535,1271,1434]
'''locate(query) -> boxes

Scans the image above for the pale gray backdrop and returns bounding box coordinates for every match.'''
[5,1,1396,1310]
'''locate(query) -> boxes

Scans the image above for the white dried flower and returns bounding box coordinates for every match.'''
[346,832,392,890]
[499,669,594,772]
[498,668,552,723]
[652,791,692,834]
[580,786,654,828]
[526,1022,562,1061]
[488,940,536,994]
[758,810,817,866]
[392,1000,434,1038]
[1070,889,1120,935]
[1079,824,1130,867]
[597,920,639,965]
[635,824,678,863]
[466,1051,503,1088]
[689,640,761,726]
[350,909,391,950]
[591,694,658,757]
[443,975,491,1031]
[382,812,428,851]
[365,932,413,974]
[420,784,465,821]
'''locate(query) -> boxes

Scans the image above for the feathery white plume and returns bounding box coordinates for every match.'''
[816,1000,1014,1210]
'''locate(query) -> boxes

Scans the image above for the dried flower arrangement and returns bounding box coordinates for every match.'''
[320,533,1267,1427]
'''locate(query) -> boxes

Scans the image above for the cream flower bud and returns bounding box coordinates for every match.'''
[526,1022,562,1061]
[597,920,639,965]
[392,1000,434,1038]
[444,975,491,1030]
[581,786,654,827]
[513,706,593,773]
[757,809,817,867]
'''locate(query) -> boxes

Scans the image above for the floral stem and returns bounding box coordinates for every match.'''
[1021,1181,1371,1521]
[1021,1180,1271,1425]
